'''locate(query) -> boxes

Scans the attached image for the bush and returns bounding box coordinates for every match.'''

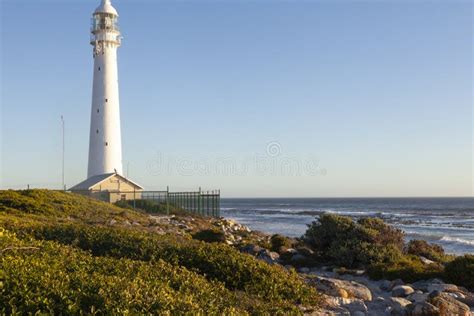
[11,223,320,308]
[0,228,279,314]
[405,239,447,263]
[270,234,292,252]
[445,255,474,290]
[192,229,226,243]
[303,214,404,268]
[115,199,190,216]
[367,255,444,283]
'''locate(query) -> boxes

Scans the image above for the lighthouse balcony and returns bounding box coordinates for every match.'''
[90,33,122,45]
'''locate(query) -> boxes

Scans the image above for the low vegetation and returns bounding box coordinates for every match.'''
[270,234,293,252]
[444,255,474,290]
[0,190,320,314]
[405,239,451,263]
[304,214,405,268]
[192,229,227,243]
[115,199,190,216]
[303,213,464,285]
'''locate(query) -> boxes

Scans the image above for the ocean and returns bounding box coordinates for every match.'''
[221,197,474,255]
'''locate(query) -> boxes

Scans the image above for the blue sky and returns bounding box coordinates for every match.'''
[1,0,472,197]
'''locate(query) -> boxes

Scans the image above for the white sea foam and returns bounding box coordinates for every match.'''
[440,236,474,246]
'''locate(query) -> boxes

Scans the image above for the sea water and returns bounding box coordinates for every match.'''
[221,197,474,255]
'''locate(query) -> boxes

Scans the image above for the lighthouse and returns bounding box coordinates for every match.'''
[87,0,123,178]
[70,0,144,198]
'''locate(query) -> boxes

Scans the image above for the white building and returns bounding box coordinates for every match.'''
[87,0,123,178]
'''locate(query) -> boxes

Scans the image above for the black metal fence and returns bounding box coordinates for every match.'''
[71,188,221,217]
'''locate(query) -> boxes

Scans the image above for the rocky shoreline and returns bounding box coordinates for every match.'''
[147,214,474,315]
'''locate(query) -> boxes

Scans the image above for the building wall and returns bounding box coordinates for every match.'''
[89,175,142,203]
[87,40,123,178]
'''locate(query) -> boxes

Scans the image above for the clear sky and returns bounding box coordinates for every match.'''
[1,0,472,197]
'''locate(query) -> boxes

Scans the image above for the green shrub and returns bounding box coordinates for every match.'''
[303,214,404,268]
[192,229,226,243]
[270,234,292,252]
[11,223,320,308]
[115,199,190,216]
[0,190,149,224]
[367,255,444,283]
[405,239,448,263]
[445,255,474,290]
[0,228,287,314]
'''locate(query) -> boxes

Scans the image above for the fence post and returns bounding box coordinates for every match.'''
[166,186,170,216]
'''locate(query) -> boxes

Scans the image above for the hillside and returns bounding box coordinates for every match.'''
[0,190,320,314]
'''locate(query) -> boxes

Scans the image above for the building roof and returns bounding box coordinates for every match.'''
[94,0,118,16]
[69,173,144,191]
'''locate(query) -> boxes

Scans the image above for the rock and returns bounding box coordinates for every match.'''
[427,283,459,294]
[389,297,412,316]
[283,248,298,254]
[380,280,393,291]
[343,298,368,314]
[406,302,440,316]
[407,292,429,303]
[296,246,315,257]
[290,253,307,262]
[338,288,350,299]
[456,292,474,307]
[390,297,412,309]
[419,256,435,265]
[299,267,310,274]
[256,249,279,265]
[240,244,262,255]
[308,276,373,301]
[411,281,431,292]
[392,279,405,287]
[429,292,470,316]
[366,298,391,316]
[108,219,117,225]
[392,285,415,297]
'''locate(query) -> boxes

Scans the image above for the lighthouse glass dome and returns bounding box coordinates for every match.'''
[91,14,119,33]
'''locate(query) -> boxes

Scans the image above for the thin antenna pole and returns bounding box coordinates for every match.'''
[61,115,65,190]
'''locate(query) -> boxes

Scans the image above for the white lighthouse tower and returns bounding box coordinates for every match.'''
[87,0,123,178]
[70,0,143,197]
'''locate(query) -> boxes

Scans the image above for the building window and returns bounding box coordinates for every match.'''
[96,129,99,134]
[98,67,101,71]
[105,99,108,102]
[121,194,126,201]
[97,109,99,113]
[105,142,108,146]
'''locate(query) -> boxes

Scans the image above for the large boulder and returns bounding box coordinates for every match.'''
[392,285,415,297]
[406,302,440,316]
[308,276,373,301]
[456,291,474,307]
[429,292,470,316]
[412,279,443,292]
[427,283,459,294]
[407,292,429,303]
